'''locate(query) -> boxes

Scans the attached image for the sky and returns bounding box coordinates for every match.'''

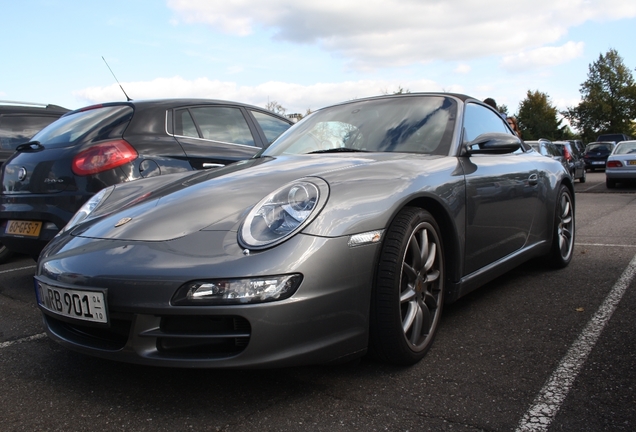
[1,0,635,122]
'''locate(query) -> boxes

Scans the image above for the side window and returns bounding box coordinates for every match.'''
[250,110,291,144]
[462,103,510,143]
[174,109,199,138]
[189,107,255,146]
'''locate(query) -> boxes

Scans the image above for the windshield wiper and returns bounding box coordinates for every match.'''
[307,147,368,154]
[15,141,45,152]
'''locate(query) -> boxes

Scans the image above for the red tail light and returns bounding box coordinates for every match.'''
[72,139,138,176]
[606,160,623,168]
[563,146,571,161]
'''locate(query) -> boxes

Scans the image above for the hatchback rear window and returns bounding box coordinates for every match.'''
[32,105,134,149]
[0,115,61,150]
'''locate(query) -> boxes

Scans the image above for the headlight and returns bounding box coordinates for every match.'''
[58,185,115,235]
[172,274,303,305]
[239,178,329,249]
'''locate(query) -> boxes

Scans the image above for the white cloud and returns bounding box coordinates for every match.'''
[166,0,636,69]
[500,42,585,72]
[72,76,442,113]
[455,64,471,74]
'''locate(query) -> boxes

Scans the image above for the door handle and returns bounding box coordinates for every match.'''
[202,163,225,169]
[528,173,538,185]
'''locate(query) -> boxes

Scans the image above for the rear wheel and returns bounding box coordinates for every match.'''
[547,186,574,268]
[579,169,586,183]
[370,207,444,365]
[606,178,616,188]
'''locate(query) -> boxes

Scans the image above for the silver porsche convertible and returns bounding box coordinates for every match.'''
[35,93,574,368]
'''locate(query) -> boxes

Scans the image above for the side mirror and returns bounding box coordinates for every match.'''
[464,132,522,155]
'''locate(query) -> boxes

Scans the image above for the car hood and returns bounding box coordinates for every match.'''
[71,153,449,242]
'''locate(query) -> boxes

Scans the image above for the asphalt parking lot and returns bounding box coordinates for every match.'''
[1,171,634,431]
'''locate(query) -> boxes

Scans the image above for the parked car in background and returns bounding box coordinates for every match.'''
[583,141,616,171]
[597,133,631,143]
[33,93,574,368]
[0,101,71,261]
[526,139,569,172]
[606,140,636,188]
[566,139,585,154]
[0,99,293,262]
[554,140,586,182]
[0,101,70,164]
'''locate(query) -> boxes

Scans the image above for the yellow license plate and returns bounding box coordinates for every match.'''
[628,160,636,165]
[5,220,42,237]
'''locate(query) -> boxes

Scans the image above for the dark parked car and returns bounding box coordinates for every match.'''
[554,140,586,182]
[583,141,616,171]
[565,139,585,155]
[597,133,631,143]
[0,99,293,262]
[0,101,70,261]
[34,93,574,368]
[0,101,70,164]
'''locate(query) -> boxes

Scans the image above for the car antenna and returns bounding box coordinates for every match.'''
[102,56,132,101]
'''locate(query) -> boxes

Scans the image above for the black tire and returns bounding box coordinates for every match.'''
[547,186,574,269]
[579,169,586,183]
[0,243,13,264]
[606,178,616,188]
[370,207,444,365]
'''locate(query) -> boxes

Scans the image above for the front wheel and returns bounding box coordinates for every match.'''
[370,207,444,365]
[546,186,574,268]
[579,169,586,183]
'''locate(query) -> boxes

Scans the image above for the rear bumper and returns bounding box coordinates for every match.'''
[0,192,91,257]
[606,168,636,180]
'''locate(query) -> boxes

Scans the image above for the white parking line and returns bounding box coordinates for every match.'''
[0,265,36,274]
[0,333,47,349]
[516,252,636,431]
[577,243,636,248]
[578,182,608,193]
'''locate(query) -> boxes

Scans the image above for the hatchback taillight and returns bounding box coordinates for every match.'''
[72,139,138,176]
[606,160,623,168]
[563,147,571,161]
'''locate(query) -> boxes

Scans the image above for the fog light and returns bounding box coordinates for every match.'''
[172,274,302,305]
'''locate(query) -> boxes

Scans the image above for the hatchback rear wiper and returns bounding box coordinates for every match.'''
[15,141,45,152]
[307,147,368,154]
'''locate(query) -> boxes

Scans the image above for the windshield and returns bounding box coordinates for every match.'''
[586,143,613,153]
[32,105,133,149]
[614,142,636,154]
[263,96,457,157]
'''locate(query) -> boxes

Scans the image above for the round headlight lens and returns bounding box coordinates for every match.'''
[239,178,328,249]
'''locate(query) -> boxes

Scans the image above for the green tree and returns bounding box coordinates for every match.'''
[516,90,567,140]
[563,49,636,142]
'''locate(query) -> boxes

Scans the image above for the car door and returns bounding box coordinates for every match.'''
[172,105,265,170]
[460,103,540,275]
